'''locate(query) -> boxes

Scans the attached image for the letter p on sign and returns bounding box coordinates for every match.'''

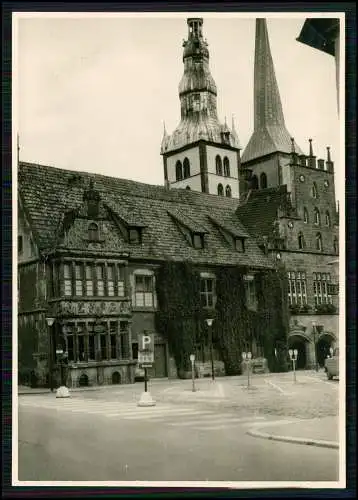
[139,333,154,352]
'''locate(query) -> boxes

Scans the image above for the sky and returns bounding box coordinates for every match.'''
[14,12,342,198]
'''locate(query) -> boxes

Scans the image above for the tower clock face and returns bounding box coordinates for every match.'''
[299,174,305,182]
[288,221,294,228]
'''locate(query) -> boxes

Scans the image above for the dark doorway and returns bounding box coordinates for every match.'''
[78,373,89,387]
[152,344,167,378]
[289,338,307,369]
[112,371,121,384]
[317,337,334,368]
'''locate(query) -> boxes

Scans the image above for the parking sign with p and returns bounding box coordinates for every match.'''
[138,332,155,366]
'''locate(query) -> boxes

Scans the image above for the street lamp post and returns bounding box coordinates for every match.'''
[312,321,318,372]
[190,354,196,392]
[288,349,298,383]
[242,351,252,388]
[46,317,55,392]
[205,318,215,381]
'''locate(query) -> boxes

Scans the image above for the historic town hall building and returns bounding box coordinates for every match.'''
[17,17,339,387]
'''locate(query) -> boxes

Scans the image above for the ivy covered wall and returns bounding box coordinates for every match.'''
[155,261,289,377]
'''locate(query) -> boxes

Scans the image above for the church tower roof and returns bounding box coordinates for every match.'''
[161,18,240,154]
[242,19,302,163]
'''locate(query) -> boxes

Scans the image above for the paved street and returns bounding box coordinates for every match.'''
[16,371,341,483]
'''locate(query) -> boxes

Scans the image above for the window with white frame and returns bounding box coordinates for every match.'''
[75,263,84,296]
[313,272,332,305]
[96,264,105,296]
[133,270,156,308]
[85,264,94,296]
[315,232,323,251]
[314,207,321,225]
[325,211,331,227]
[64,263,72,296]
[107,264,115,296]
[200,273,216,308]
[244,275,257,310]
[287,271,307,306]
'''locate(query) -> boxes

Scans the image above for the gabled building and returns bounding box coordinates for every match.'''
[237,19,340,369]
[18,161,282,388]
[161,18,241,199]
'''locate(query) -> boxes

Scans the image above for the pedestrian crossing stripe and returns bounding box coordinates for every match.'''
[18,398,274,430]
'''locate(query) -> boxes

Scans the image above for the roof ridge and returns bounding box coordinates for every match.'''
[19,161,240,209]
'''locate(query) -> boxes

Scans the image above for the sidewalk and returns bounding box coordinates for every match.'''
[247,416,339,449]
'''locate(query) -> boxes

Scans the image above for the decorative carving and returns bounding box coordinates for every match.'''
[60,300,131,317]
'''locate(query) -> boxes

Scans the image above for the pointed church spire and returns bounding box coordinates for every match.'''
[160,120,169,154]
[242,19,303,163]
[326,146,331,162]
[254,19,285,129]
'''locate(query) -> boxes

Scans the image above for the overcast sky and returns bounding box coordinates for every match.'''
[14,13,342,198]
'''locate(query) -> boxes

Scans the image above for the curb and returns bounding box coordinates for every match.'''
[247,428,339,449]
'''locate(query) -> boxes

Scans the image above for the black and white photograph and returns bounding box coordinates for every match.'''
[12,10,345,488]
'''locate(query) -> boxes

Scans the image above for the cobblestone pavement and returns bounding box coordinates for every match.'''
[158,372,340,420]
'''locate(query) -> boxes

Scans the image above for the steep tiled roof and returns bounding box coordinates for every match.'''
[235,186,289,242]
[18,161,273,269]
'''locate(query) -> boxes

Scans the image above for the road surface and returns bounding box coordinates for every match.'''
[16,394,339,482]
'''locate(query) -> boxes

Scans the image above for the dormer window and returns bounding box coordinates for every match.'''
[192,233,204,249]
[128,227,141,244]
[235,237,245,252]
[88,223,99,241]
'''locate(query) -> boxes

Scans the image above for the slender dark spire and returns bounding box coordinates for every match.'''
[327,146,331,162]
[309,138,314,156]
[242,19,302,163]
[254,19,285,129]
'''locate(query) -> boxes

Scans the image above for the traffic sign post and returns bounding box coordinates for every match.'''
[137,332,156,407]
[288,349,298,383]
[190,354,196,392]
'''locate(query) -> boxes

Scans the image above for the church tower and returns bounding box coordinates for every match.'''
[241,19,303,193]
[161,18,241,198]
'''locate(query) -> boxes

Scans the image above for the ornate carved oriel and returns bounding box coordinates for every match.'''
[58,300,131,317]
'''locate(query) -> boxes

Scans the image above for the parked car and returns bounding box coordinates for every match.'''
[324,347,339,380]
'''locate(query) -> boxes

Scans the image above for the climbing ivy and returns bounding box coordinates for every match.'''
[155,261,289,377]
[155,261,201,376]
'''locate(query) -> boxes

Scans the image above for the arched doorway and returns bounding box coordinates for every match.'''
[288,334,309,370]
[112,371,121,385]
[317,333,336,368]
[78,373,89,387]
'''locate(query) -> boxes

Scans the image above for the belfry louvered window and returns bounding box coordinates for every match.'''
[176,161,183,181]
[183,158,190,178]
[223,157,230,177]
[215,156,223,176]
